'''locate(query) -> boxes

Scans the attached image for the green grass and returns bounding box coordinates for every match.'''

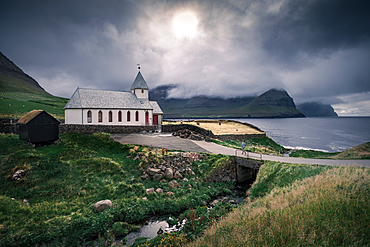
[212,136,286,155]
[187,163,370,247]
[0,91,68,119]
[0,133,235,246]
[290,142,370,159]
[289,149,340,159]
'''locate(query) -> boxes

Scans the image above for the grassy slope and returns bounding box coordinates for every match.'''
[290,142,370,159]
[0,75,68,119]
[0,133,234,246]
[212,137,286,155]
[188,162,370,246]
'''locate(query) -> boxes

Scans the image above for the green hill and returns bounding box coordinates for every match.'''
[0,52,68,119]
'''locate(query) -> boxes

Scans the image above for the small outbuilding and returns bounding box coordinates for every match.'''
[18,110,60,144]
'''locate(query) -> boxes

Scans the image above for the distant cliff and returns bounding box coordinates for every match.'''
[150,86,304,119]
[296,102,338,117]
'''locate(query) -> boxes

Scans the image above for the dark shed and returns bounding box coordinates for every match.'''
[18,110,60,143]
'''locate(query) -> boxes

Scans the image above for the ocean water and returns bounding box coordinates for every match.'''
[233,117,370,152]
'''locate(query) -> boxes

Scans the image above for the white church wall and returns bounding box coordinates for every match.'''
[78,109,153,126]
[65,109,83,124]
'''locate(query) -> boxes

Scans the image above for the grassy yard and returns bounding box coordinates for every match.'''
[0,133,235,246]
[187,162,370,246]
[163,119,264,135]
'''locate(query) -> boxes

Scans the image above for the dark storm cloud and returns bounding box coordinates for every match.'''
[0,0,369,115]
[259,0,370,63]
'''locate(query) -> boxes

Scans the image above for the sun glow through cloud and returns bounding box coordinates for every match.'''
[172,12,198,39]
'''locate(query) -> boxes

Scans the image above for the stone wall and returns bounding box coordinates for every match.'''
[163,123,265,140]
[59,124,157,133]
[0,119,157,134]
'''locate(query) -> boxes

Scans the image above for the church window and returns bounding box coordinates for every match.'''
[87,110,92,123]
[109,111,113,122]
[127,111,131,122]
[118,111,122,122]
[135,111,139,121]
[142,89,144,93]
[98,111,103,123]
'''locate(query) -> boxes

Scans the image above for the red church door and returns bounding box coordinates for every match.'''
[153,115,158,125]
[145,112,149,125]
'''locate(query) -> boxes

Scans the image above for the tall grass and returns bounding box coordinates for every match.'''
[187,165,370,246]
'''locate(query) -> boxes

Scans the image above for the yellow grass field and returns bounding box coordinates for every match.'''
[163,119,265,135]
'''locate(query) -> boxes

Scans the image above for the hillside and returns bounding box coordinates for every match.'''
[150,86,304,118]
[0,51,68,118]
[297,102,338,117]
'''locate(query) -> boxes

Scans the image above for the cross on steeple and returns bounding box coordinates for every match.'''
[137,63,140,70]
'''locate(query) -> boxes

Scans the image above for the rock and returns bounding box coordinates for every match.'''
[142,197,148,200]
[221,197,230,204]
[148,168,161,176]
[141,172,149,180]
[159,165,166,172]
[12,170,25,180]
[146,188,155,195]
[229,200,236,204]
[187,184,192,188]
[211,200,219,207]
[167,192,174,196]
[160,179,167,183]
[205,136,212,142]
[156,188,163,193]
[173,171,183,179]
[190,171,196,176]
[153,173,163,181]
[94,200,113,212]
[168,180,180,189]
[183,178,189,182]
[165,168,174,179]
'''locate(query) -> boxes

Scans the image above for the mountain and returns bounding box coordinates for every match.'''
[0,51,49,95]
[238,89,305,118]
[149,86,304,118]
[0,51,68,118]
[296,102,338,117]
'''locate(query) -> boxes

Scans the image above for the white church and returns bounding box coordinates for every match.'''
[64,70,163,126]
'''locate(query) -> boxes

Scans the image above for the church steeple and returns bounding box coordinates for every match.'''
[131,67,149,99]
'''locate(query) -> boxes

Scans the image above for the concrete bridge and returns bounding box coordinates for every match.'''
[234,157,263,182]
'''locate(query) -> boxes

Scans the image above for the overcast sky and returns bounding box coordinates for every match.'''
[1,0,370,116]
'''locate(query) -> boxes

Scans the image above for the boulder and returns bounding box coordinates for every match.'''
[153,173,163,181]
[94,200,113,212]
[165,168,174,179]
[141,172,149,180]
[221,197,230,204]
[156,188,163,193]
[146,188,155,195]
[211,200,219,207]
[148,168,161,176]
[168,180,180,189]
[205,136,212,142]
[167,192,174,196]
[183,178,189,182]
[173,171,183,179]
[12,170,25,180]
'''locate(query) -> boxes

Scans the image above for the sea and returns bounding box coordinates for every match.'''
[233,117,370,153]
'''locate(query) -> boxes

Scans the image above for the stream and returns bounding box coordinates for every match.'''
[116,181,251,246]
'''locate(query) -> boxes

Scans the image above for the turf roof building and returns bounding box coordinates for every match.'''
[64,71,163,126]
